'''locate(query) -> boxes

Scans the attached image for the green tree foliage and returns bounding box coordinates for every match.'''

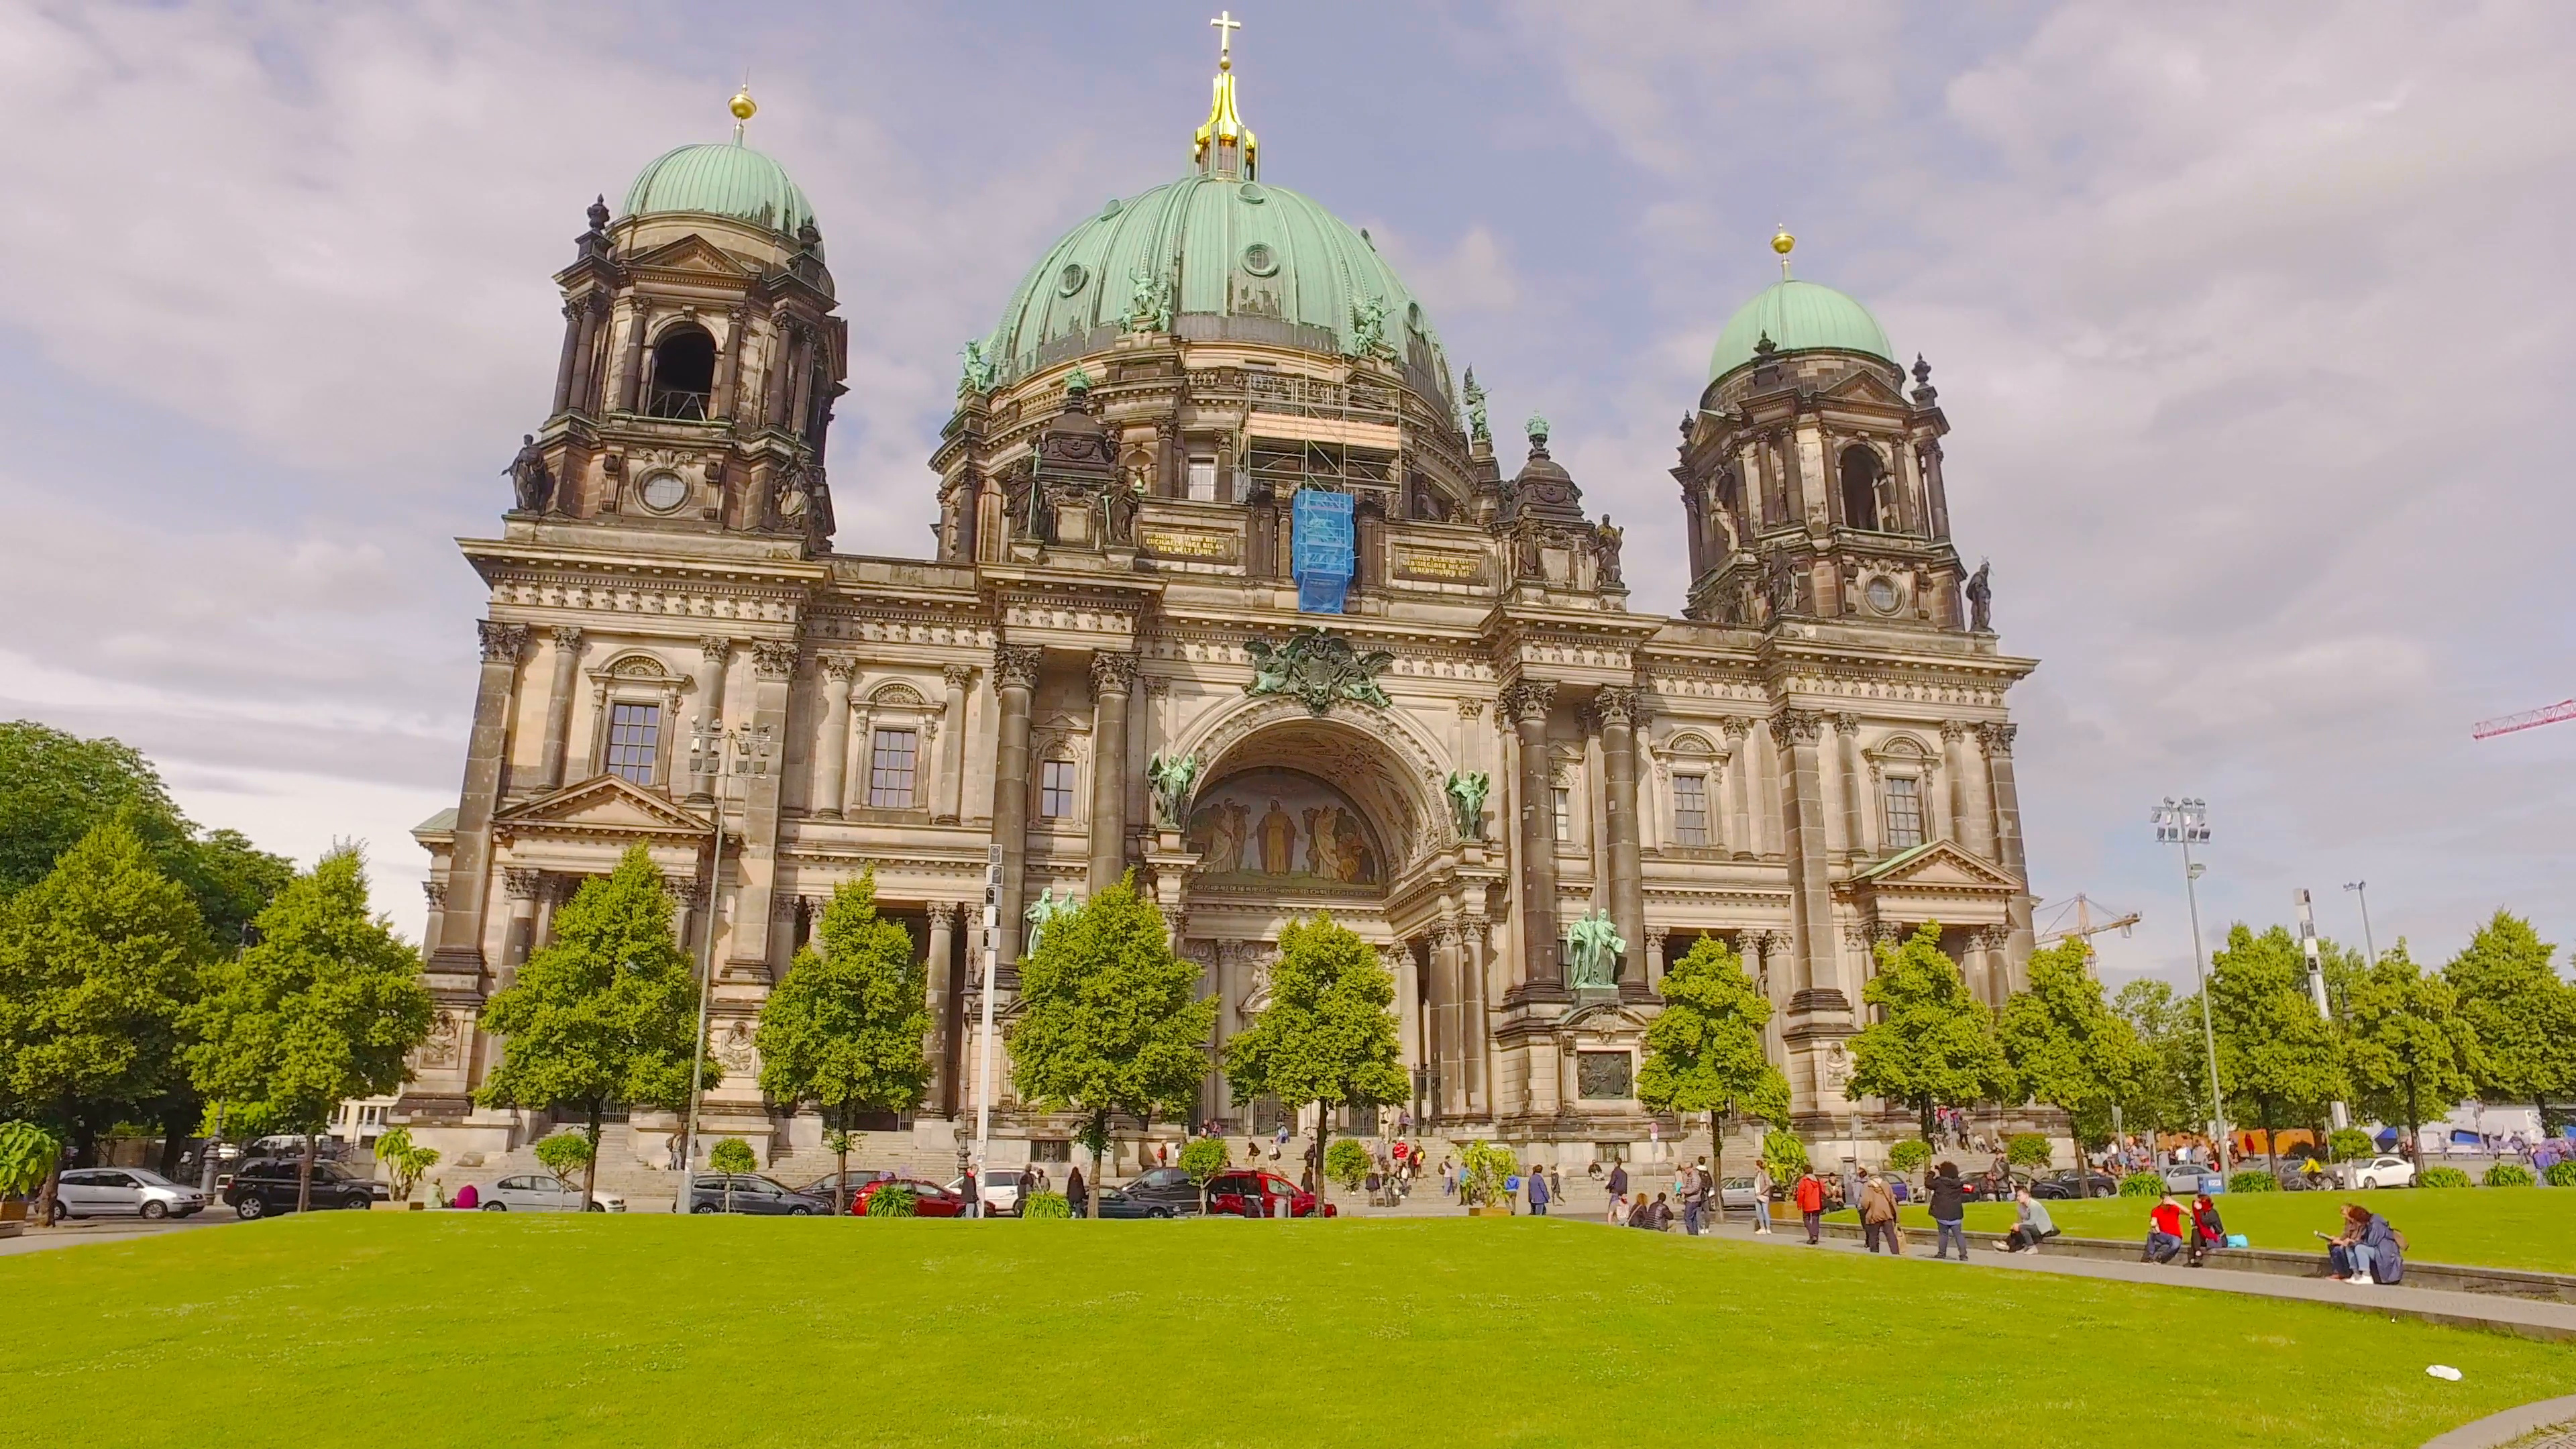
[1324,1138,1371,1191]
[757,870,927,1214]
[1222,912,1405,1215]
[2005,1133,2053,1170]
[1008,873,1216,1218]
[0,822,209,1185]
[2000,941,2147,1146]
[477,847,708,1210]
[1457,1140,1516,1208]
[708,1137,756,1174]
[0,1119,62,1198]
[1636,935,1788,1187]
[2443,912,2576,1135]
[371,1126,440,1203]
[534,1130,594,1184]
[1760,1127,1808,1180]
[2345,943,2483,1156]
[2206,925,2347,1169]
[2109,978,2206,1136]
[1886,1139,1931,1177]
[1846,925,2013,1140]
[2326,1128,2375,1163]
[1178,1135,1230,1214]
[184,845,429,1211]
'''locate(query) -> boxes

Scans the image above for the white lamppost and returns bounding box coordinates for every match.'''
[2152,797,2230,1172]
[674,720,771,1210]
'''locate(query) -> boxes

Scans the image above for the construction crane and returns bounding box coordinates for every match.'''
[2034,894,2141,967]
[2472,699,2576,740]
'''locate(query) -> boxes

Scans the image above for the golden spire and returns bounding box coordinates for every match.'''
[1193,11,1258,178]
[730,76,756,144]
[1772,225,1796,280]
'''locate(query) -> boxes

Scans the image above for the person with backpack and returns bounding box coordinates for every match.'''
[1794,1167,1827,1244]
[2186,1193,2226,1267]
[1857,1169,1902,1254]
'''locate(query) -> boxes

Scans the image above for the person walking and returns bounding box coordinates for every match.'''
[1927,1161,1970,1261]
[2144,1194,2187,1265]
[1527,1166,1552,1217]
[2001,1186,2057,1252]
[1440,1158,1456,1199]
[1794,1167,1826,1244]
[1858,1168,1902,1255]
[1750,1159,1775,1235]
[1678,1161,1706,1236]
[1067,1165,1088,1216]
[1607,1161,1629,1203]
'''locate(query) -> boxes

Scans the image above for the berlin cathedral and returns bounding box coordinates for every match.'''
[399,35,2039,1177]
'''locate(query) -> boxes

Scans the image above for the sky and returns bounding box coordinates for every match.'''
[1,0,2570,989]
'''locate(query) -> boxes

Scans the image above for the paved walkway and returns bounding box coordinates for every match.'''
[1670,1217,2576,1341]
[0,1214,239,1258]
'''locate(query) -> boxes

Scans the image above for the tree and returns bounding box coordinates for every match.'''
[2443,912,2576,1136]
[2206,924,2347,1171]
[2110,977,2206,1136]
[0,1120,62,1205]
[477,846,708,1211]
[1009,873,1214,1218]
[2000,940,2147,1147]
[2347,943,2483,1156]
[708,1137,757,1212]
[757,869,928,1215]
[1222,912,1406,1216]
[0,822,209,1198]
[184,845,431,1212]
[371,1125,440,1204]
[1635,936,1789,1195]
[1177,1136,1230,1216]
[1845,924,2013,1140]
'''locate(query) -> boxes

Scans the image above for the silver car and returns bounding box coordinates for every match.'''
[2162,1162,2224,1195]
[53,1167,209,1220]
[477,1173,626,1212]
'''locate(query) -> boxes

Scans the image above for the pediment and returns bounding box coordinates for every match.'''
[1820,366,1907,407]
[494,773,711,841]
[624,234,757,277]
[1851,839,2017,893]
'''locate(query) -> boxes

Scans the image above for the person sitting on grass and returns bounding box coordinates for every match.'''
[2000,1185,2057,1253]
[2144,1193,2187,1265]
[2186,1193,2226,1267]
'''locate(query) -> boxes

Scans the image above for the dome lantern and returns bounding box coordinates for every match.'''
[619,91,817,240]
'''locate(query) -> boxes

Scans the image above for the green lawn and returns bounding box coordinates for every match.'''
[1838,1187,2576,1275]
[4,1216,2570,1447]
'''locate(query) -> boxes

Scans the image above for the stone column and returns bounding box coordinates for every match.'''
[1945,722,1997,858]
[924,902,957,1112]
[1645,926,1670,992]
[712,307,748,420]
[991,645,1042,965]
[1981,722,2036,987]
[1721,718,1756,860]
[718,642,796,979]
[500,868,543,983]
[936,664,974,824]
[688,637,731,803]
[428,621,527,977]
[615,300,651,413]
[1752,931,1787,1066]
[1086,652,1137,895]
[1595,685,1646,993]
[667,874,704,957]
[763,321,799,430]
[1428,924,1462,1118]
[536,627,583,792]
[1771,710,1841,1011]
[813,657,855,818]
[421,879,447,955]
[1503,679,1564,1002]
[1834,713,1870,859]
[566,294,606,417]
[1385,943,1421,1091]
[551,301,584,415]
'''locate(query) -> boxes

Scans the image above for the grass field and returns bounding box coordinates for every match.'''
[5,1215,2571,1447]
[1835,1187,2576,1275]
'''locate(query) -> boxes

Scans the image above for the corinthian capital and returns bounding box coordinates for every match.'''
[698,636,735,668]
[1767,709,1823,747]
[943,663,979,692]
[1978,722,2017,755]
[1591,685,1642,728]
[1089,651,1140,698]
[750,641,798,680]
[820,655,859,684]
[478,620,529,664]
[994,644,1044,690]
[1939,719,1972,743]
[1499,678,1556,722]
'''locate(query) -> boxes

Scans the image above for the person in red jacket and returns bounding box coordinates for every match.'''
[2186,1193,2226,1267]
[1793,1169,1827,1244]
[2144,1194,2187,1265]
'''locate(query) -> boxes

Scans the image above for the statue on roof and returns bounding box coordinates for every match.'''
[505,434,553,513]
[1347,297,1389,360]
[959,339,998,393]
[1595,515,1625,586]
[1125,265,1175,334]
[1462,367,1489,443]
[1966,559,1993,632]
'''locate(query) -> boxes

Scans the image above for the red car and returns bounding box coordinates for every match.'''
[851,1177,967,1218]
[1203,1170,1334,1219]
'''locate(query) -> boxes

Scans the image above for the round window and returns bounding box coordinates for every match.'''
[1241,242,1279,277]
[1057,262,1088,297]
[639,471,689,513]
[1864,576,1900,614]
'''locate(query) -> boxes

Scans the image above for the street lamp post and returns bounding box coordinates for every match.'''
[2296,889,2351,1132]
[2152,797,2231,1172]
[674,720,771,1210]
[2343,881,2380,973]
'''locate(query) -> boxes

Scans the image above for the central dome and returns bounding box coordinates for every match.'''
[985,174,1448,395]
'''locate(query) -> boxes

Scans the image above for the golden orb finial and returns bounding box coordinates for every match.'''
[730,88,757,122]
[1772,225,1795,278]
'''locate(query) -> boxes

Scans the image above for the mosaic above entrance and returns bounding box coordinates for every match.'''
[1185,767,1384,888]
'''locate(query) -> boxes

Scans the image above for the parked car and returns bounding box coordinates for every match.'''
[222,1157,382,1218]
[476,1173,625,1212]
[2163,1162,2226,1196]
[1957,1171,2033,1203]
[1715,1177,1762,1215]
[686,1173,820,1214]
[852,1177,967,1218]
[947,1170,1030,1217]
[2349,1155,2417,1190]
[1102,1166,1203,1217]
[50,1167,209,1221]
[789,1169,890,1214]
[1203,1169,1333,1218]
[2031,1169,2118,1201]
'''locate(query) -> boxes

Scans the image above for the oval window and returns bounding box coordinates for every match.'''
[1241,242,1279,277]
[1864,576,1900,614]
[1057,263,1088,297]
[1238,182,1267,204]
[639,472,689,513]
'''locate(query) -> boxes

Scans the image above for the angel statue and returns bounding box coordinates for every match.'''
[958,338,998,394]
[1461,366,1489,443]
[1564,908,1625,992]
[1146,751,1201,830]
[1023,885,1082,957]
[1443,770,1491,843]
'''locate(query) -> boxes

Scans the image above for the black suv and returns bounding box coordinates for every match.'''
[221,1157,383,1218]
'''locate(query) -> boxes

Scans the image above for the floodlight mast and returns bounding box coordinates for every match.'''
[2152,797,2230,1171]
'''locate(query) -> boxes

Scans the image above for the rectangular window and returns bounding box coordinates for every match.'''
[1552,787,1572,843]
[1884,775,1925,849]
[1040,759,1077,819]
[1187,455,1218,502]
[1030,1139,1072,1163]
[867,729,918,809]
[1672,774,1710,847]
[605,702,660,786]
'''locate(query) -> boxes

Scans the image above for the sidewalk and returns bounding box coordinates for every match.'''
[1679,1217,2576,1342]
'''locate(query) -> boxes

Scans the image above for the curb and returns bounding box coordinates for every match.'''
[2422,1394,2576,1448]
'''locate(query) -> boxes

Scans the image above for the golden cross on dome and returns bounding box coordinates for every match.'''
[1210,10,1241,70]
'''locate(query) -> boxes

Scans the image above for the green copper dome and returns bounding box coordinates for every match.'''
[987,173,1447,394]
[622,140,815,238]
[1707,279,1892,382]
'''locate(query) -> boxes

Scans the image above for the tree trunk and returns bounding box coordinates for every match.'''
[1919,1099,1935,1144]
[1311,1100,1329,1219]
[581,1106,601,1212]
[1709,1110,1727,1224]
[1090,1111,1106,1220]
[2406,1078,2421,1169]
[835,1108,851,1218]
[298,1132,315,1214]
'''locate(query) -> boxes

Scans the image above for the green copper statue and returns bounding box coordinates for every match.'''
[1146,751,1201,830]
[1564,908,1625,991]
[1462,366,1489,443]
[1023,885,1082,956]
[959,339,998,393]
[1443,770,1490,843]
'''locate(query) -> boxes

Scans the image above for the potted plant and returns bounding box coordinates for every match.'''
[1460,1141,1517,1217]
[0,1121,62,1229]
[370,1126,441,1211]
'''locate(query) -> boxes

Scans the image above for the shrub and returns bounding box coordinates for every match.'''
[2544,1161,2576,1188]
[1886,1140,1931,1177]
[2119,1171,2165,1197]
[2326,1128,2375,1163]
[863,1184,917,1218]
[0,1121,63,1199]
[2418,1167,2473,1189]
[533,1131,594,1184]
[2483,1163,2536,1188]
[2226,1169,2277,1193]
[1760,1128,1808,1180]
[372,1126,441,1203]
[708,1138,757,1175]
[1324,1139,1371,1191]
[1022,1191,1073,1220]
[1458,1141,1517,1208]
[2005,1134,2054,1171]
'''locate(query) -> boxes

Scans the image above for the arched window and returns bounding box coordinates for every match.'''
[647,324,716,420]
[1839,445,1882,531]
